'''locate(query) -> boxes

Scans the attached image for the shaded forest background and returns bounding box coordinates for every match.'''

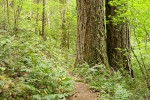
[0,0,149,99]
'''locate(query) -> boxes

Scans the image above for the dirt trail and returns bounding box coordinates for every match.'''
[68,75,99,100]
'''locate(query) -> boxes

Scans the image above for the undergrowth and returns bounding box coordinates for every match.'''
[0,33,73,100]
[74,63,149,100]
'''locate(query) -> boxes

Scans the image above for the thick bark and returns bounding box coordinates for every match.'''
[106,0,133,76]
[76,0,109,66]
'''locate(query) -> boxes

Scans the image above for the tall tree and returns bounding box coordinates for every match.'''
[106,0,133,76]
[2,0,6,30]
[76,0,109,66]
[13,0,23,33]
[6,0,9,28]
[41,0,46,40]
[35,0,39,34]
[60,0,68,49]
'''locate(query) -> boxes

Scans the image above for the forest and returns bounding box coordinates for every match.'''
[0,0,149,100]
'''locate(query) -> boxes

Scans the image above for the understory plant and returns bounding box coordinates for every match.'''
[74,63,149,100]
[0,33,73,100]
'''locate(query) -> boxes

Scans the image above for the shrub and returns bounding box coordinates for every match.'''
[0,33,73,99]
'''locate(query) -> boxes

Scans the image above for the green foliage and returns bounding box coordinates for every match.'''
[106,0,150,98]
[0,33,73,99]
[127,0,150,91]
[74,63,148,100]
[114,85,132,100]
[0,0,149,99]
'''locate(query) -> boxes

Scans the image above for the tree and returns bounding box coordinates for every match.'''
[13,0,23,33]
[106,0,133,76]
[41,0,46,40]
[60,0,68,49]
[76,0,109,66]
[35,0,40,34]
[2,0,6,30]
[6,0,9,28]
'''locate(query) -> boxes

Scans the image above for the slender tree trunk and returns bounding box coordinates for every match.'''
[6,0,9,27]
[106,0,133,77]
[30,0,32,18]
[47,10,50,29]
[41,0,46,40]
[13,0,22,33]
[35,0,39,34]
[3,0,6,30]
[60,0,68,49]
[76,0,109,66]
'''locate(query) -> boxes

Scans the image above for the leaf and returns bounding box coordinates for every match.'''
[0,80,4,86]
[33,95,41,100]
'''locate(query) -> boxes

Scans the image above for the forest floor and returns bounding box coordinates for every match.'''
[67,73,99,100]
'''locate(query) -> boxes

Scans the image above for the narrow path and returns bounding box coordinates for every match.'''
[68,74,99,100]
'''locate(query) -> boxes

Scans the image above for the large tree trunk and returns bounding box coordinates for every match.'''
[76,0,109,66]
[106,0,133,76]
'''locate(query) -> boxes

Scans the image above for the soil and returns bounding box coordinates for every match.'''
[67,75,99,100]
